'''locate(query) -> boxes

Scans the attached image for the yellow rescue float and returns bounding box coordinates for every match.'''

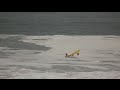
[65,50,80,57]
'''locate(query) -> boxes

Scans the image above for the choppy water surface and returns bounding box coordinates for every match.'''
[0,12,120,79]
[0,35,120,79]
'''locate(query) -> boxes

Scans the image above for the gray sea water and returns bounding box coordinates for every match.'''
[0,12,120,79]
[0,12,120,35]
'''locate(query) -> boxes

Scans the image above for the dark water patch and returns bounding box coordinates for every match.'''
[34,52,41,54]
[0,67,9,70]
[16,59,38,62]
[101,60,120,63]
[1,49,9,50]
[0,51,8,58]
[51,65,78,73]
[0,51,13,58]
[113,53,120,57]
[0,36,51,51]
[104,36,120,39]
[51,65,102,73]
[74,66,101,72]
[50,60,89,65]
[32,39,48,40]
[9,48,22,50]
[50,63,71,65]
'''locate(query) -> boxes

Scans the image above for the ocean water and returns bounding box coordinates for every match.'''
[0,12,120,35]
[0,12,120,79]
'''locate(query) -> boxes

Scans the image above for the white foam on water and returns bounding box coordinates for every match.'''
[1,34,120,79]
[21,35,120,61]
